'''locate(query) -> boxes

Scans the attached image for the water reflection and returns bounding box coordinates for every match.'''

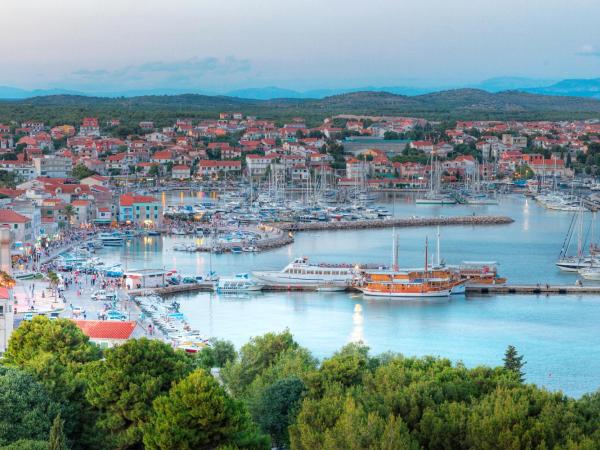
[349,303,364,344]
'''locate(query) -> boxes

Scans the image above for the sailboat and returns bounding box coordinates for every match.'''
[416,152,456,205]
[556,204,598,271]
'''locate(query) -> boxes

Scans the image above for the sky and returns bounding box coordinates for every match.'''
[2,0,600,93]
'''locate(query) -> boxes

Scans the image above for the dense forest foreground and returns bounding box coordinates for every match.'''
[0,316,599,449]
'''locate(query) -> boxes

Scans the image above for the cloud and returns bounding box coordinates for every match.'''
[66,56,252,90]
[576,44,600,57]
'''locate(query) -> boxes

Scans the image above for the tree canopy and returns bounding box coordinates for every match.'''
[0,367,60,446]
[144,369,269,450]
[83,338,192,449]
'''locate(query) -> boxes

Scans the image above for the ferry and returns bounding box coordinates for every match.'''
[217,273,263,292]
[252,256,356,289]
[99,232,124,246]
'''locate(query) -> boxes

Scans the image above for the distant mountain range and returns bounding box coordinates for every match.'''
[2,76,600,101]
[523,78,600,99]
[2,89,600,123]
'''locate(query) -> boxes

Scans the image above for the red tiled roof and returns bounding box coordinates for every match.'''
[0,189,25,198]
[119,193,158,206]
[72,320,136,340]
[0,209,30,223]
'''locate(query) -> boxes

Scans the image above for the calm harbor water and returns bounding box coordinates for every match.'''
[95,193,600,397]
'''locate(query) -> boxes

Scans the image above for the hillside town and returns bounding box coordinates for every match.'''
[0,112,597,273]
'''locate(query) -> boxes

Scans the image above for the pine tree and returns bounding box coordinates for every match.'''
[48,414,68,450]
[503,345,526,382]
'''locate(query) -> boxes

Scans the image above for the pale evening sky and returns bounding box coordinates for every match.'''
[2,0,600,93]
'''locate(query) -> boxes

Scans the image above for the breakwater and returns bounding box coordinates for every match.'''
[273,215,514,232]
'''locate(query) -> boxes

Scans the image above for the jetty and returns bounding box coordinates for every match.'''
[274,215,514,232]
[126,281,600,298]
[466,284,600,295]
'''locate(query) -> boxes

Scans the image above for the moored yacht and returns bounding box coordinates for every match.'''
[217,273,263,292]
[99,232,124,246]
[252,257,356,289]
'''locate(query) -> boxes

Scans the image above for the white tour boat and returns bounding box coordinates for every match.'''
[252,256,356,289]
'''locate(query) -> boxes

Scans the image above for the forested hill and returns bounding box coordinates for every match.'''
[1,88,600,126]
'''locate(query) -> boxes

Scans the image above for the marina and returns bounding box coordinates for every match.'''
[61,191,600,397]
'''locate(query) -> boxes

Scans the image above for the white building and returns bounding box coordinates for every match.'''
[0,287,14,354]
[246,154,276,177]
[124,269,167,290]
[32,155,73,178]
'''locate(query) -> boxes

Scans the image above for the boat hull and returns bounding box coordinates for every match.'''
[252,271,352,289]
[359,287,452,298]
[415,199,457,205]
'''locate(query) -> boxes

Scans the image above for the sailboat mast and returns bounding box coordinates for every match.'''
[425,237,429,280]
[391,228,399,272]
[437,226,441,267]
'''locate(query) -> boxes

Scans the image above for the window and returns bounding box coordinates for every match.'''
[13,224,17,229]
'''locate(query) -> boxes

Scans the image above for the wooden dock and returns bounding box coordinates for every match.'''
[466,284,600,295]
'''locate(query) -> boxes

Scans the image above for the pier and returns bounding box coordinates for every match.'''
[274,215,514,232]
[466,284,600,295]
[128,282,600,297]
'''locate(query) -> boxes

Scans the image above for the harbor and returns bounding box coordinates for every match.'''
[16,191,600,397]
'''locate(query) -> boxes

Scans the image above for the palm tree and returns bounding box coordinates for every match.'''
[63,205,75,226]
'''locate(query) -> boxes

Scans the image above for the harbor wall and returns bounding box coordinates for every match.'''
[273,215,514,232]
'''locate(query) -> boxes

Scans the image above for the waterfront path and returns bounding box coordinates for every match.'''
[274,215,514,232]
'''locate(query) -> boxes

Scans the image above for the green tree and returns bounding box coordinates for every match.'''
[63,205,75,225]
[144,369,269,450]
[194,338,237,370]
[0,170,17,188]
[48,414,68,450]
[0,440,49,450]
[466,387,585,449]
[503,345,526,382]
[5,316,100,367]
[251,376,306,448]
[384,131,400,140]
[148,164,160,177]
[0,367,60,446]
[83,338,192,449]
[4,316,102,449]
[71,164,96,180]
[221,330,299,397]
